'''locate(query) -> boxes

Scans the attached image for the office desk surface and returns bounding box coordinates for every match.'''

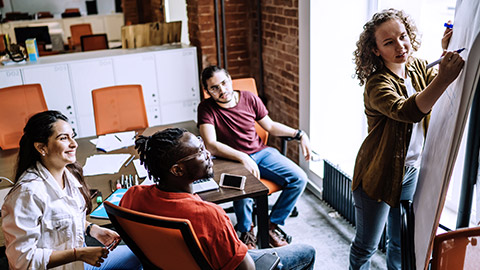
[0,121,270,248]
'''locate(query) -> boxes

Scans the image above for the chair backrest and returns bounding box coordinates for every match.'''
[81,34,109,51]
[65,8,80,13]
[91,85,149,136]
[0,84,48,150]
[104,201,214,270]
[70,23,93,48]
[431,226,480,270]
[232,78,269,144]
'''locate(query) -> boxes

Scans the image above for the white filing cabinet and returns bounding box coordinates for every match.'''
[155,48,199,124]
[69,58,116,137]
[0,45,200,138]
[22,64,79,133]
[113,53,161,126]
[0,69,23,88]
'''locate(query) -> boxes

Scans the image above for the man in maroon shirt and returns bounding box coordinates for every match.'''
[197,66,313,248]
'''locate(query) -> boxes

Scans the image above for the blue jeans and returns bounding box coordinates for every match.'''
[349,166,418,270]
[233,147,308,232]
[84,245,142,270]
[248,243,316,270]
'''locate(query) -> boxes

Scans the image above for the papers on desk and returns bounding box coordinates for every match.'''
[92,131,135,152]
[133,159,148,178]
[83,154,131,176]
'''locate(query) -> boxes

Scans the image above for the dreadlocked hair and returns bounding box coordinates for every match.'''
[353,8,420,86]
[135,128,188,184]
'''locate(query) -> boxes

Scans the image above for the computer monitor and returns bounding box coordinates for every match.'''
[14,26,52,50]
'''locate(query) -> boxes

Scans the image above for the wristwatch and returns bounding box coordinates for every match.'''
[86,223,94,237]
[294,129,304,140]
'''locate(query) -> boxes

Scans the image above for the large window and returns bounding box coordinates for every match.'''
[301,0,475,226]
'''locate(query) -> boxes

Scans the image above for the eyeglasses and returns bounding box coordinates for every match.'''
[173,136,209,165]
[207,77,230,95]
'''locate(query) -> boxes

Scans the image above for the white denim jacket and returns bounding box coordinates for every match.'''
[2,162,86,270]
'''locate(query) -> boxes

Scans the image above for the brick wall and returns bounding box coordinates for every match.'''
[186,0,252,79]
[260,0,300,161]
[186,0,218,68]
[123,0,165,25]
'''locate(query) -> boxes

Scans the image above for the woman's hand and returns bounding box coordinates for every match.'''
[438,51,465,85]
[77,247,109,267]
[441,20,453,51]
[90,224,121,251]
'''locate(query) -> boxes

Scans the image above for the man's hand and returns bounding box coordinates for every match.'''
[240,153,260,179]
[299,134,312,161]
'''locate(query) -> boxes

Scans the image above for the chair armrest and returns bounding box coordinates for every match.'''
[278,136,295,156]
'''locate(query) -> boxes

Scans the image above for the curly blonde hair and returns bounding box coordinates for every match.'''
[353,8,421,86]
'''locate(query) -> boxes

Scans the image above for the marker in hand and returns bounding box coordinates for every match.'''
[426,48,465,69]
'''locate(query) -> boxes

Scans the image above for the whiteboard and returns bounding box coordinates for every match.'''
[414,0,480,269]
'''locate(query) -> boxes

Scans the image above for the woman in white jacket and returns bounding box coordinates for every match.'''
[1,110,142,270]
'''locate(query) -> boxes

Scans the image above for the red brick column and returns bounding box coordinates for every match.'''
[186,0,219,69]
[260,0,300,160]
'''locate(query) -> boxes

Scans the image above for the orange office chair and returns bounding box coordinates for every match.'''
[104,201,214,270]
[81,34,109,51]
[0,84,48,150]
[69,23,93,50]
[430,226,480,270]
[91,85,149,136]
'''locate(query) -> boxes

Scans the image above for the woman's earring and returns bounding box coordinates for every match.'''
[41,152,46,156]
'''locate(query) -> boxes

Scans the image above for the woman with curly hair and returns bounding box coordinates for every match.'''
[349,9,464,270]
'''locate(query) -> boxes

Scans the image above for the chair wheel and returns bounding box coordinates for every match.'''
[290,206,299,217]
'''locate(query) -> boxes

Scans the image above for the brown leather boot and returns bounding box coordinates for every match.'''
[268,222,288,247]
[240,225,257,249]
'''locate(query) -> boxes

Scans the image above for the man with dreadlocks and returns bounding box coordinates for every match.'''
[120,128,315,270]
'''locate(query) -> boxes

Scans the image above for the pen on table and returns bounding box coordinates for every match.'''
[114,135,122,142]
[109,179,114,192]
[426,48,465,69]
[124,155,135,167]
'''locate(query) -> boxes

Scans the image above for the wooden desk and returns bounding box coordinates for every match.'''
[0,121,270,248]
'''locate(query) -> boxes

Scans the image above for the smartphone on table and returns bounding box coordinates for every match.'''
[219,173,246,190]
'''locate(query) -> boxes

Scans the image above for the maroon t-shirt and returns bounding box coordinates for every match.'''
[197,90,268,154]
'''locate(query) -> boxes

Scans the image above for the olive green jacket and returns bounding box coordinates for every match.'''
[352,58,437,207]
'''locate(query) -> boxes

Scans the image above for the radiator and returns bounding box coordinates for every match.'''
[323,159,386,252]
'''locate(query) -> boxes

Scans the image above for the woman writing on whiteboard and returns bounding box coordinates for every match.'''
[1,110,142,269]
[349,9,464,270]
